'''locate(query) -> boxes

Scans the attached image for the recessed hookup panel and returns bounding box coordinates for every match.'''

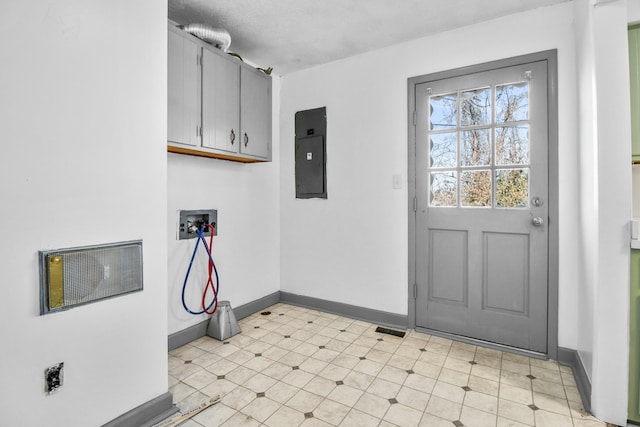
[295,107,327,199]
[179,209,218,240]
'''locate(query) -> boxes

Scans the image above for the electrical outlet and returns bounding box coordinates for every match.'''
[178,209,218,240]
[44,362,64,394]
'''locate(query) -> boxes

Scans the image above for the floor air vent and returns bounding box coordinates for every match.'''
[39,240,143,315]
[375,326,406,338]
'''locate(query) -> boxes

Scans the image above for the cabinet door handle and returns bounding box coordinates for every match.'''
[230,129,236,145]
[244,133,249,147]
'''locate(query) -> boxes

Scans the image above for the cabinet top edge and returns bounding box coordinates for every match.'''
[168,21,273,79]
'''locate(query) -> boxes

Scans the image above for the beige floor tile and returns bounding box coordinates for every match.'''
[172,362,207,380]
[342,370,375,391]
[317,364,350,382]
[266,381,300,404]
[425,395,462,421]
[299,357,329,375]
[534,409,573,427]
[193,403,237,427]
[286,389,324,413]
[530,358,560,371]
[501,353,530,364]
[281,369,315,388]
[404,373,437,394]
[183,369,218,390]
[499,383,533,405]
[464,390,498,414]
[330,353,360,370]
[476,347,503,359]
[388,353,419,370]
[500,370,532,390]
[438,367,469,387]
[313,348,340,363]
[367,377,402,399]
[243,373,277,393]
[460,405,497,427]
[502,359,531,375]
[303,375,337,397]
[418,350,447,366]
[339,408,380,426]
[324,339,350,353]
[220,411,261,427]
[533,392,571,416]
[444,356,472,374]
[366,348,393,364]
[313,399,351,425]
[225,366,258,386]
[532,378,566,399]
[261,361,292,380]
[467,375,499,397]
[353,358,384,376]
[383,403,423,427]
[354,391,391,419]
[226,349,255,366]
[497,399,535,426]
[278,351,308,366]
[474,354,502,369]
[471,363,502,382]
[240,396,281,423]
[396,385,430,411]
[168,383,197,406]
[496,415,532,426]
[221,386,256,410]
[412,360,442,379]
[425,341,451,355]
[447,346,476,362]
[395,345,423,360]
[418,412,455,427]
[432,381,466,403]
[201,379,239,397]
[327,384,364,407]
[377,365,409,385]
[301,417,333,427]
[342,344,370,358]
[531,365,563,384]
[206,359,240,377]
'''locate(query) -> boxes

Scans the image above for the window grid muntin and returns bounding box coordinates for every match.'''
[427,80,530,209]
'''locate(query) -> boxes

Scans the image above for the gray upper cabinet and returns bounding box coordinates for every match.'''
[167,27,200,147]
[167,23,272,163]
[240,67,271,159]
[202,47,240,154]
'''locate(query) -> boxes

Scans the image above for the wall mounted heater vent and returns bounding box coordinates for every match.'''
[39,240,143,315]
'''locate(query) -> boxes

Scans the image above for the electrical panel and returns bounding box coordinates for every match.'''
[295,107,327,199]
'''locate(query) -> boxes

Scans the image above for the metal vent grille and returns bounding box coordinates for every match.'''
[39,240,143,314]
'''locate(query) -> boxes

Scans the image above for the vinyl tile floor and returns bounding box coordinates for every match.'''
[167,303,608,427]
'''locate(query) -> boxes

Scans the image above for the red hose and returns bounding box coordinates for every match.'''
[202,224,218,314]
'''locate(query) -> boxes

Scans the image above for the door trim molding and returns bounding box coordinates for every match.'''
[407,50,559,359]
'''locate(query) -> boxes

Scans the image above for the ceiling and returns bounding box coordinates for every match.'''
[168,0,570,76]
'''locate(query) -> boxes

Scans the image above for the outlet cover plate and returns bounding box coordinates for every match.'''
[178,209,218,240]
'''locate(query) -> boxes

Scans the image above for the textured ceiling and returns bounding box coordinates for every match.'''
[168,0,570,76]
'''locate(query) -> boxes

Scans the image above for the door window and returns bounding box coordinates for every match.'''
[428,79,531,209]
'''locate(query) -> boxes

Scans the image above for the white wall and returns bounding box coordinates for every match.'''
[280,2,579,342]
[0,1,168,426]
[167,78,281,335]
[573,1,632,424]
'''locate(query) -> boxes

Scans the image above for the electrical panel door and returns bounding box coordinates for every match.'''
[295,107,327,199]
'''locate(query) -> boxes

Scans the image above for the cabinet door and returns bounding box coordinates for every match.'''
[168,29,201,147]
[631,249,640,422]
[202,48,240,153]
[240,67,271,159]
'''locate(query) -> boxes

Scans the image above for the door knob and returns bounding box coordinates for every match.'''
[532,216,544,226]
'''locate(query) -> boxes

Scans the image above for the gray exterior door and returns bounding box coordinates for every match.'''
[414,60,549,353]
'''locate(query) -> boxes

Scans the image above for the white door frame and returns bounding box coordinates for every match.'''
[407,50,559,359]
